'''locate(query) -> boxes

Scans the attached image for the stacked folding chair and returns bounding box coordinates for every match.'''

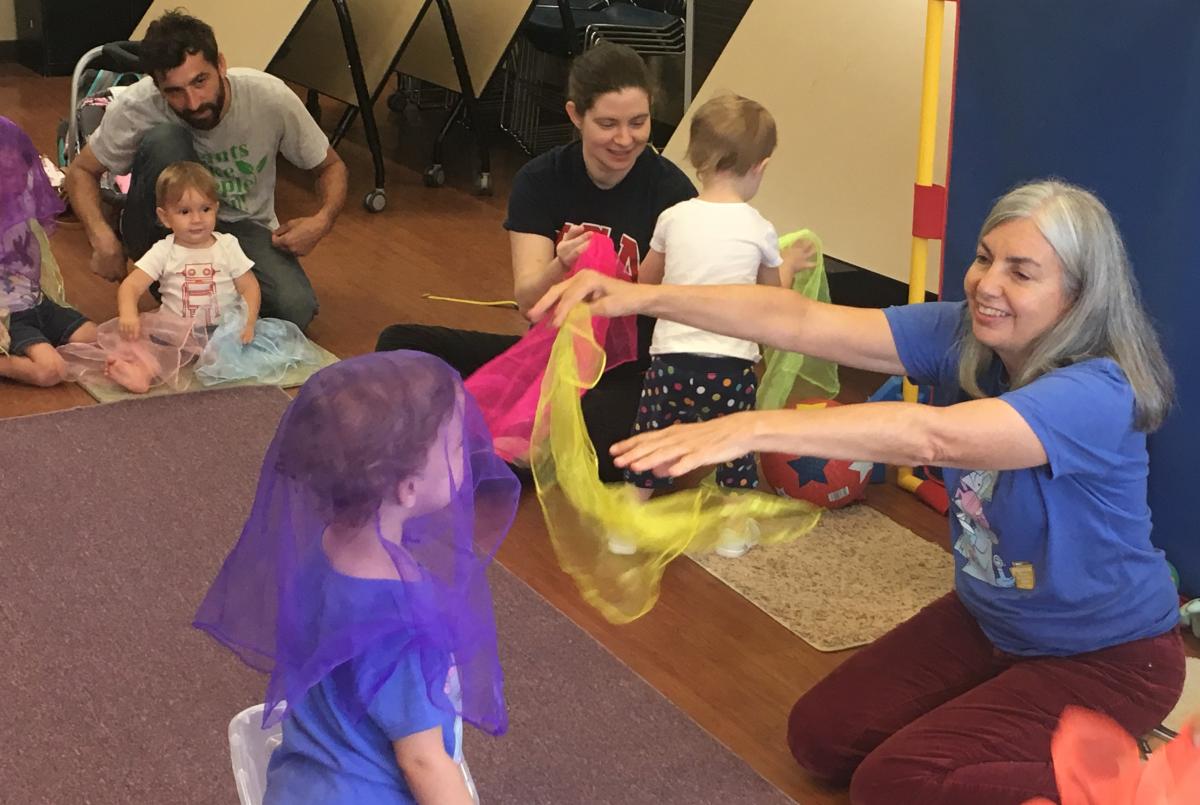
[501,0,687,155]
[580,5,685,55]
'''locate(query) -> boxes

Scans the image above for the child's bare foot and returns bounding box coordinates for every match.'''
[104,356,153,394]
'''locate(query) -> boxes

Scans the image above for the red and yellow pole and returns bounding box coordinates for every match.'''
[898,0,953,496]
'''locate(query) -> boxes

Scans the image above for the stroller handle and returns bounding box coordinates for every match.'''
[98,41,142,73]
[64,40,143,166]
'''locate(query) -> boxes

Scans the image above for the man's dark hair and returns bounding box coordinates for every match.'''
[140,10,219,80]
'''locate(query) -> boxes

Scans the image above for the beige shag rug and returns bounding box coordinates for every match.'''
[692,504,954,652]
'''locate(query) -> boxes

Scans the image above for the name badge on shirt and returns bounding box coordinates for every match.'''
[1010,561,1036,590]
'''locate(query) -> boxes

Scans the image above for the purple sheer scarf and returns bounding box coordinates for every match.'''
[0,116,62,237]
[1,117,63,303]
[194,351,519,734]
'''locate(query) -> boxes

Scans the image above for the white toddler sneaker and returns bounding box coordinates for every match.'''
[715,518,761,558]
[606,535,638,555]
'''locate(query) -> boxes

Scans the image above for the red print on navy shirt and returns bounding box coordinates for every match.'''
[556,223,641,280]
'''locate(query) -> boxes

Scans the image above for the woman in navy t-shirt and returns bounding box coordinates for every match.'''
[377,43,695,481]
[529,180,1185,805]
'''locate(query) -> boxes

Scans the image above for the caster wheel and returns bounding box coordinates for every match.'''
[474,172,494,196]
[363,189,387,213]
[423,165,446,188]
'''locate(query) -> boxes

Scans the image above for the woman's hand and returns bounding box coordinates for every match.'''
[528,269,651,327]
[555,224,593,270]
[611,413,761,478]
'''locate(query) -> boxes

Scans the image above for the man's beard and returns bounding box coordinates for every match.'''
[180,78,226,131]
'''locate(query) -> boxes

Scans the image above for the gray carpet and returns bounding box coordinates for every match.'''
[1,389,790,804]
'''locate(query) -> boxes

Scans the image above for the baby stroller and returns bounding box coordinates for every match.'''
[56,40,143,209]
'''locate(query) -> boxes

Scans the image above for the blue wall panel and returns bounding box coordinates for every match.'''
[943,1,1200,592]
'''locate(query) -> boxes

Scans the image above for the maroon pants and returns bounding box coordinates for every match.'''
[787,592,1185,805]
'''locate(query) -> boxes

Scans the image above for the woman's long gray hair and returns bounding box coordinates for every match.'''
[958,180,1173,431]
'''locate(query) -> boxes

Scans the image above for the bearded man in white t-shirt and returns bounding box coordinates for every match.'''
[65,9,348,330]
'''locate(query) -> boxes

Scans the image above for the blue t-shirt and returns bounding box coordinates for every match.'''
[264,568,459,805]
[884,301,1178,656]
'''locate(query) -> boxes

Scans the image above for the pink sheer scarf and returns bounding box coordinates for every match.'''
[465,235,638,464]
[59,308,202,391]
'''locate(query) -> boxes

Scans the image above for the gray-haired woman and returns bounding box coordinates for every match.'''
[529,179,1184,805]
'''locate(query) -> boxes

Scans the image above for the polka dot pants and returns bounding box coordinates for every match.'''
[624,353,759,490]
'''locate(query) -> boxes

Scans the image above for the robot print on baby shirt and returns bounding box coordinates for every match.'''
[180,261,220,326]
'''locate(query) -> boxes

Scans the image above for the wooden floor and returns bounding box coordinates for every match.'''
[3,63,1192,803]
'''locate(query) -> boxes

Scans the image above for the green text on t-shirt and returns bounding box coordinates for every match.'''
[196,145,269,212]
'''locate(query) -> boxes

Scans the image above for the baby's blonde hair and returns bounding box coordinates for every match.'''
[685,94,777,178]
[155,161,218,208]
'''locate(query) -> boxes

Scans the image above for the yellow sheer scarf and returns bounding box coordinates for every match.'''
[31,220,68,306]
[531,305,824,624]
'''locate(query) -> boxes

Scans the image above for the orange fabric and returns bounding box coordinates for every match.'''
[1027,707,1200,805]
